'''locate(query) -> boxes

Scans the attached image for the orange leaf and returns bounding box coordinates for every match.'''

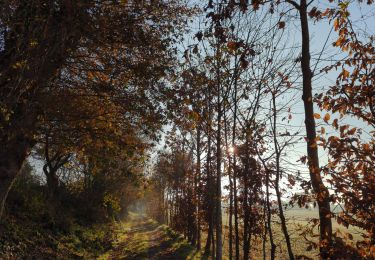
[323,113,330,122]
[314,113,321,119]
[333,18,339,30]
[342,69,350,79]
[227,41,237,51]
[347,127,356,135]
[363,143,371,151]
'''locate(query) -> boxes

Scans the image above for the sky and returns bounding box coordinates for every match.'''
[152,0,375,199]
[26,0,375,197]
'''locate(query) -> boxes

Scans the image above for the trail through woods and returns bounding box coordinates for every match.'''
[100,213,202,260]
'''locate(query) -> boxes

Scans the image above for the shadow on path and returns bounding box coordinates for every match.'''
[102,213,202,260]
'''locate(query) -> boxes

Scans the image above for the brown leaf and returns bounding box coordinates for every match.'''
[314,113,321,119]
[323,113,330,122]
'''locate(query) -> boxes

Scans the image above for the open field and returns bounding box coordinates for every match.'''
[217,207,364,259]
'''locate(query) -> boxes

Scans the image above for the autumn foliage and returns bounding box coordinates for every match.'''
[0,0,374,259]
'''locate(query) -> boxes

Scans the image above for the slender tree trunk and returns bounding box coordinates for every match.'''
[215,44,223,260]
[265,169,276,260]
[228,168,233,260]
[298,0,333,257]
[275,168,294,260]
[242,136,253,260]
[233,165,239,260]
[263,199,267,260]
[223,97,233,260]
[204,81,214,257]
[212,220,216,259]
[232,64,240,260]
[204,174,214,257]
[243,161,250,260]
[271,93,295,260]
[196,126,202,250]
[205,220,213,256]
[165,192,169,225]
[204,80,215,258]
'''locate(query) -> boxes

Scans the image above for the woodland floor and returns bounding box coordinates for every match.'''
[1,207,360,259]
[99,213,202,260]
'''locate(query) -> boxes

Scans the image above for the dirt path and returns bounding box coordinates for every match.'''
[99,213,201,260]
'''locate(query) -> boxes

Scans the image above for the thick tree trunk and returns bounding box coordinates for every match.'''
[0,136,33,220]
[299,0,333,257]
[44,167,59,198]
[0,173,18,220]
[0,1,80,221]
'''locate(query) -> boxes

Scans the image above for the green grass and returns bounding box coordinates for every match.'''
[99,212,203,259]
[2,206,362,259]
[0,215,114,259]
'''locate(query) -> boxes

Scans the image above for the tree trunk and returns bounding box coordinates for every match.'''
[196,126,201,250]
[0,1,80,221]
[299,0,333,257]
[0,173,18,220]
[223,95,233,260]
[265,169,276,260]
[232,64,240,260]
[228,167,233,260]
[215,43,223,260]
[204,79,214,258]
[242,137,252,260]
[233,164,239,260]
[243,164,250,260]
[0,136,33,220]
[45,169,59,198]
[272,93,294,260]
[262,200,267,260]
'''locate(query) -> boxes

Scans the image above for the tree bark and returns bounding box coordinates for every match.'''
[44,167,59,197]
[196,126,201,250]
[265,168,276,260]
[271,93,295,260]
[215,42,223,260]
[228,166,233,260]
[298,0,333,257]
[0,136,33,220]
[232,64,240,260]
[0,1,80,221]
[223,93,233,260]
